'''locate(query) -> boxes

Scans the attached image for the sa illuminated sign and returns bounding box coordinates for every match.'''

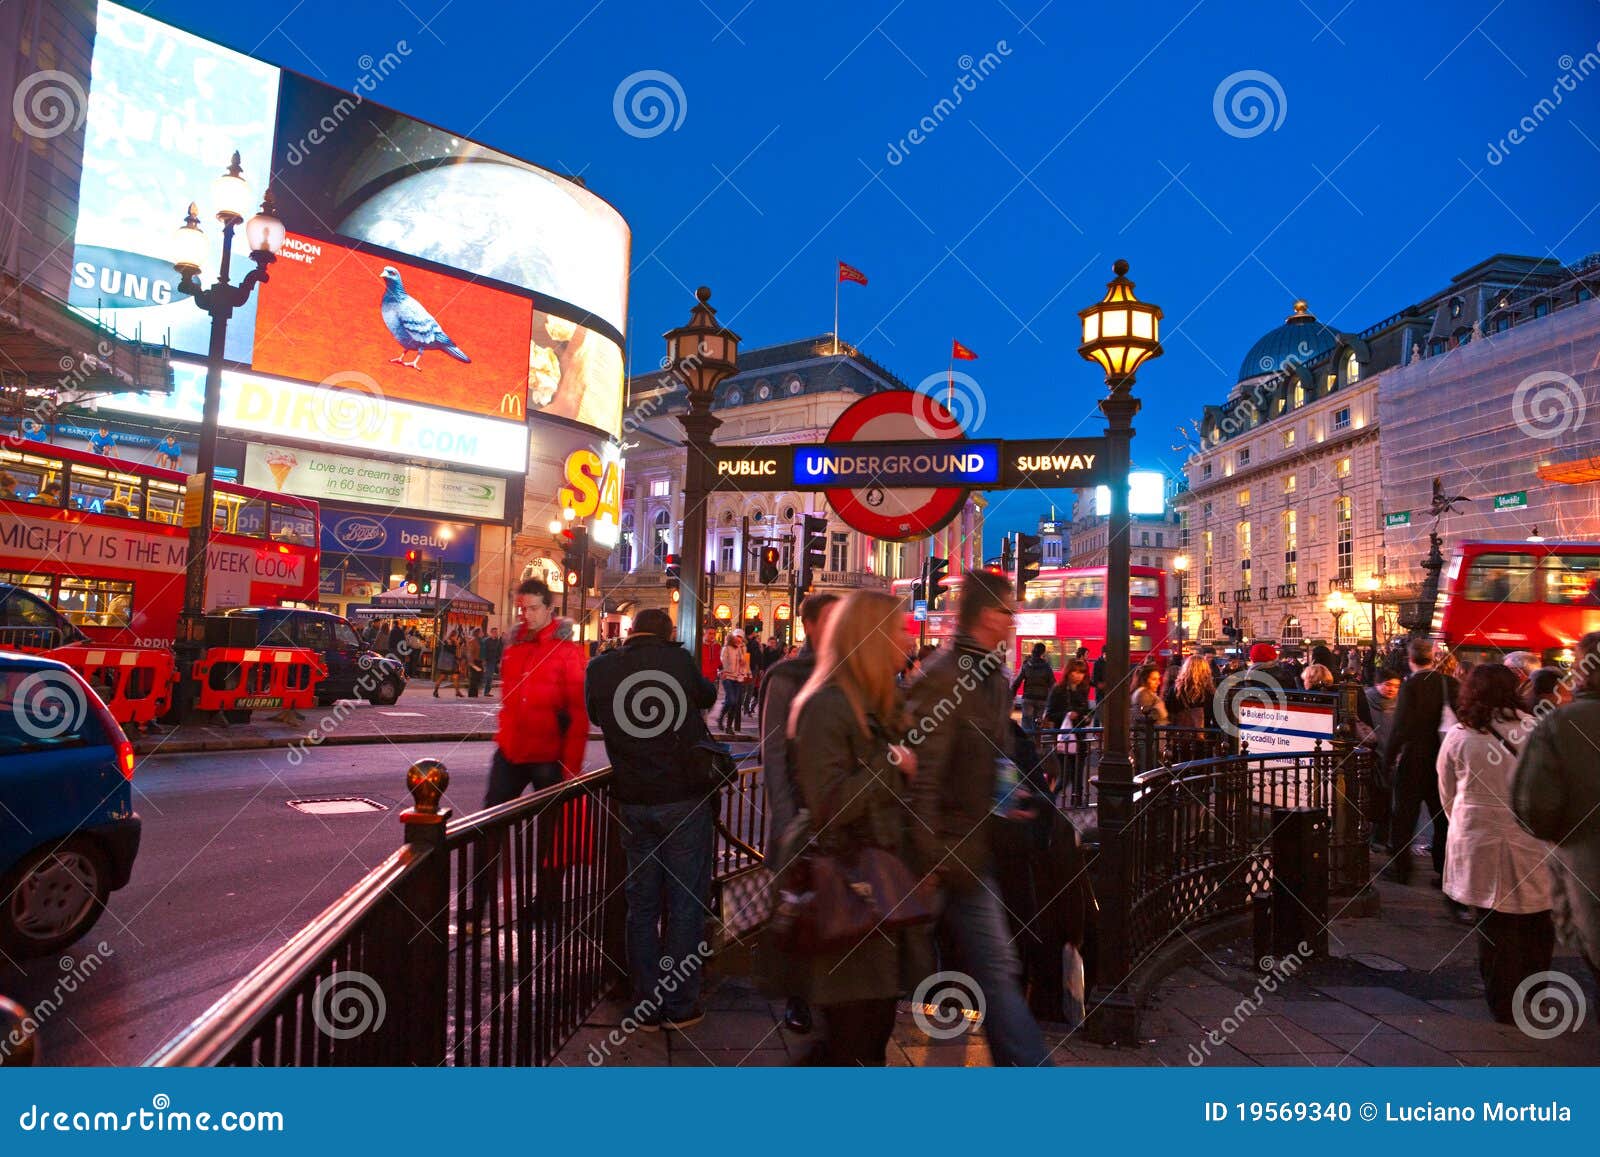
[558,445,624,548]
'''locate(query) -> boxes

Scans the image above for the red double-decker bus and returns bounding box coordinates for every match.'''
[0,441,320,648]
[892,564,1170,666]
[1434,540,1600,666]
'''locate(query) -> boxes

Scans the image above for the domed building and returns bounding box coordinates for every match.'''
[1175,253,1595,655]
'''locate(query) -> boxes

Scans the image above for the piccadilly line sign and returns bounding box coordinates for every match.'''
[710,437,1106,492]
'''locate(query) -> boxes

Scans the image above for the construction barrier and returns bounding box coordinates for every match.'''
[191,648,326,716]
[46,645,177,730]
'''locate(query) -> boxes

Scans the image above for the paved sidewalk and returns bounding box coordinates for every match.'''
[558,879,1600,1067]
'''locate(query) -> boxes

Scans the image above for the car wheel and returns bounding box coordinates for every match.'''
[369,678,400,706]
[0,838,112,957]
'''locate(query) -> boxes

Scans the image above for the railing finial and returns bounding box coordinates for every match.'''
[402,759,451,829]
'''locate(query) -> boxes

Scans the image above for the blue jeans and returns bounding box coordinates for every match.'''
[943,875,1053,1066]
[718,680,745,731]
[619,798,714,1018]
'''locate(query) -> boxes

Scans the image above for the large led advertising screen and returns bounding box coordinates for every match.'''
[69,1,631,448]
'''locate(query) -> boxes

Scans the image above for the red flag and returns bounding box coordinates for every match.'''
[838,261,868,286]
[952,340,978,361]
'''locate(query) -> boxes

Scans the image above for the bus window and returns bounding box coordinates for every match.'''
[1464,554,1537,603]
[1131,576,1160,600]
[68,465,121,515]
[1064,577,1106,609]
[0,455,49,501]
[233,498,269,538]
[147,479,182,524]
[0,571,54,604]
[269,504,317,546]
[56,577,135,629]
[1021,580,1062,610]
[1543,555,1600,605]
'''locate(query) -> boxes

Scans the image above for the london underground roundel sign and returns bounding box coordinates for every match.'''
[824,391,968,542]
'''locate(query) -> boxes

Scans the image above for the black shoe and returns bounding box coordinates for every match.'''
[784,998,812,1034]
[662,1007,705,1031]
[633,1004,663,1032]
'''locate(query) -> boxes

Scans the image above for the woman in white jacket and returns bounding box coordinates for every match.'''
[1437,664,1555,1023]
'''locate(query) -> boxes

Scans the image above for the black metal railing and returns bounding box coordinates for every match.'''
[1119,744,1373,967]
[1026,724,1236,807]
[148,761,767,1067]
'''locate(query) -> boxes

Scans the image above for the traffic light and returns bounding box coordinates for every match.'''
[582,554,599,593]
[1014,533,1042,602]
[664,553,680,582]
[799,514,827,593]
[925,556,950,610]
[418,564,434,596]
[1000,536,1015,573]
[404,549,421,594]
[758,544,781,585]
[561,525,589,590]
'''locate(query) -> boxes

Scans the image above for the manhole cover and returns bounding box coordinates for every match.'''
[287,797,388,816]
[1348,952,1407,972]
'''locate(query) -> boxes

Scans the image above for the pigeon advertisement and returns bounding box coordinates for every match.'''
[70,2,279,361]
[251,234,534,421]
[270,72,631,336]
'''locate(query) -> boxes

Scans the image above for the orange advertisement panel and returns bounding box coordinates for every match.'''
[252,234,533,420]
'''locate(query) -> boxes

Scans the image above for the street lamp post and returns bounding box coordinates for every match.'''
[1078,259,1163,1043]
[171,153,284,714]
[1364,574,1381,674]
[1172,553,1190,660]
[664,288,741,652]
[1326,589,1348,649]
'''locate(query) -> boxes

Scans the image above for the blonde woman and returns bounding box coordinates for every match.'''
[787,590,918,1065]
[1166,655,1216,730]
[1301,663,1335,691]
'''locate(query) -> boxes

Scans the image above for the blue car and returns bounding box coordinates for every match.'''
[0,652,141,957]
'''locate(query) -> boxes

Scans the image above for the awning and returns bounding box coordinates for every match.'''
[363,583,495,613]
[1537,456,1600,486]
[0,274,173,394]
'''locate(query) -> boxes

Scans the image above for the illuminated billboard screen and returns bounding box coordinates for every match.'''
[94,363,530,473]
[253,234,534,420]
[1093,471,1168,517]
[71,2,278,360]
[270,72,630,336]
[70,1,631,447]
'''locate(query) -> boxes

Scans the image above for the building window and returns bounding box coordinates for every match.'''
[1578,288,1592,303]
[1493,314,1512,333]
[1292,384,1305,408]
[1237,521,1251,568]
[1201,462,1213,479]
[1155,531,1164,547]
[829,532,849,572]
[1203,501,1213,518]
[1336,457,1351,479]
[1203,530,1213,593]
[1533,300,1550,318]
[1140,531,1150,546]
[1237,488,1251,507]
[1333,407,1351,431]
[1449,297,1463,319]
[650,478,670,498]
[1284,473,1297,494]
[652,509,672,564]
[1335,496,1353,585]
[1282,616,1302,642]
[1324,373,1336,393]
[718,535,736,572]
[618,514,634,572]
[1344,350,1360,383]
[1282,428,1295,449]
[1237,447,1251,467]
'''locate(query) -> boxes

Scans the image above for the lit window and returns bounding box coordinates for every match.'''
[649,478,670,498]
[1237,488,1251,507]
[1324,373,1336,392]
[1344,351,1360,383]
[1284,473,1296,494]
[1336,457,1351,478]
[1292,384,1305,408]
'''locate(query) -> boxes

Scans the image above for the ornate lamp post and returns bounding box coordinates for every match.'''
[1326,589,1349,648]
[1172,553,1190,660]
[1078,259,1162,1042]
[663,288,741,651]
[171,152,284,711]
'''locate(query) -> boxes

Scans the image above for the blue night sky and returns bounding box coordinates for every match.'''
[141,0,1600,545]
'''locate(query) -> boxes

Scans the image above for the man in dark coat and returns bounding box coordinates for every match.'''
[907,569,1051,1067]
[585,607,718,1030]
[1383,637,1458,884]
[756,593,837,1033]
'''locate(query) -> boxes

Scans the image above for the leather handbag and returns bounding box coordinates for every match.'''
[771,814,936,955]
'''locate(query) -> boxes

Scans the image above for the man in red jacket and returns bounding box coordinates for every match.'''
[487,577,590,807]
